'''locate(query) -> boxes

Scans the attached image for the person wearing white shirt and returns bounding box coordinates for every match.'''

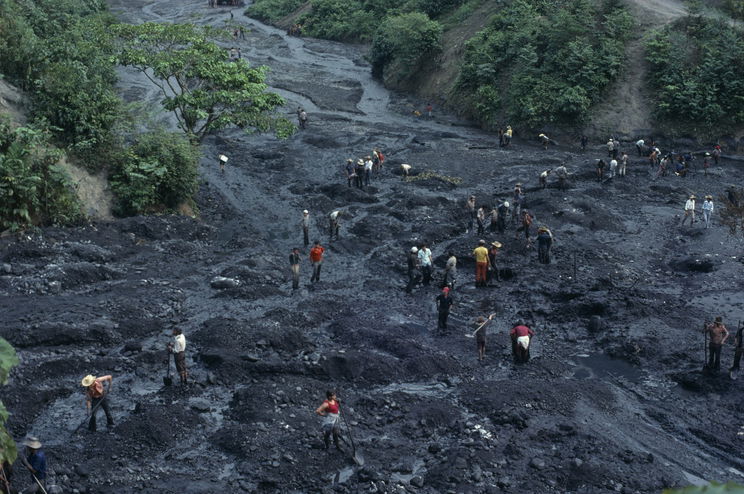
[417,244,433,286]
[168,329,188,385]
[609,159,618,178]
[636,139,645,156]
[364,157,373,186]
[681,195,696,226]
[702,195,714,229]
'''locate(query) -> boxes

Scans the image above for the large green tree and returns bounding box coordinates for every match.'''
[0,338,20,481]
[113,23,292,142]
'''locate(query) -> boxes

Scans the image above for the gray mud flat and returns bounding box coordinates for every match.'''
[2,0,744,493]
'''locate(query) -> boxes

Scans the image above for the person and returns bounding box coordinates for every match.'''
[329,211,340,241]
[82,374,114,432]
[497,201,509,234]
[498,128,505,147]
[712,145,721,166]
[401,163,411,176]
[510,320,535,363]
[345,159,355,187]
[443,252,457,290]
[219,154,228,174]
[309,241,324,283]
[635,138,645,156]
[354,159,365,189]
[704,317,729,372]
[473,239,489,288]
[372,150,381,176]
[729,323,743,378]
[580,135,588,152]
[301,210,310,247]
[238,27,246,40]
[229,47,238,61]
[703,153,711,176]
[555,165,568,190]
[536,226,553,264]
[474,314,494,361]
[289,247,301,290]
[512,184,524,222]
[504,126,513,147]
[607,138,614,158]
[426,103,433,118]
[619,152,628,177]
[168,329,188,385]
[612,138,619,160]
[476,206,486,235]
[539,169,551,189]
[315,391,342,451]
[539,133,550,150]
[489,206,499,233]
[435,287,454,331]
[681,195,696,226]
[487,241,501,284]
[649,148,659,169]
[298,109,308,129]
[596,159,605,181]
[609,158,617,178]
[21,437,46,493]
[418,243,433,286]
[465,195,476,232]
[364,156,373,186]
[406,247,420,294]
[376,149,385,173]
[702,195,714,229]
[515,209,533,245]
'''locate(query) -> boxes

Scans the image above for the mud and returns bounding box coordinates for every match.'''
[2,0,744,493]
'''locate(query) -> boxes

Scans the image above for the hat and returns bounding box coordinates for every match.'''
[366,156,371,159]
[219,154,228,163]
[476,316,486,324]
[503,201,510,208]
[401,164,411,171]
[705,195,712,200]
[491,241,502,248]
[442,287,450,294]
[81,375,96,387]
[689,195,695,199]
[411,246,418,253]
[357,159,364,165]
[538,226,548,232]
[347,158,353,162]
[23,436,42,449]
[515,183,522,187]
[478,239,486,245]
[705,152,710,156]
[303,210,309,214]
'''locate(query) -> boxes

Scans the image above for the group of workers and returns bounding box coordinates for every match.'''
[343,150,386,188]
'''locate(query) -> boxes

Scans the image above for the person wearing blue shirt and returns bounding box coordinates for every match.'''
[23,436,46,493]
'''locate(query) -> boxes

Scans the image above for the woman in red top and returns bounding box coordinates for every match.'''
[315,390,342,450]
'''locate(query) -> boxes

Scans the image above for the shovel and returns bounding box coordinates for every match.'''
[164,351,173,386]
[464,313,496,338]
[340,411,364,466]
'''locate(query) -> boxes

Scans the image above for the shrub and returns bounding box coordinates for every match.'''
[369,12,442,81]
[245,0,306,21]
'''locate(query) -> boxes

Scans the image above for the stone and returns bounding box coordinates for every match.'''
[210,276,240,289]
[410,476,424,488]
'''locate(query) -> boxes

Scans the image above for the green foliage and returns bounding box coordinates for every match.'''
[111,130,200,216]
[245,0,306,22]
[663,482,744,493]
[369,12,442,81]
[456,0,633,128]
[724,0,744,19]
[645,16,744,133]
[0,124,83,231]
[113,23,290,142]
[0,337,20,465]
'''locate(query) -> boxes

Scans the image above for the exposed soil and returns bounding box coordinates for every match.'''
[2,0,744,493]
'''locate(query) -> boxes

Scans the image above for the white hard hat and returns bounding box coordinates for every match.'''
[411,247,418,253]
[503,201,510,208]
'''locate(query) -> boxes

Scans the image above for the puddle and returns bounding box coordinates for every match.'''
[571,353,643,382]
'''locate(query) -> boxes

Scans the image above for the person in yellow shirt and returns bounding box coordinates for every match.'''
[473,239,489,288]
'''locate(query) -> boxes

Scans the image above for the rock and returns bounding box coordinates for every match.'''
[588,315,603,332]
[210,276,240,289]
[530,458,546,470]
[428,443,442,454]
[2,264,11,274]
[190,398,212,412]
[410,476,424,488]
[74,464,90,477]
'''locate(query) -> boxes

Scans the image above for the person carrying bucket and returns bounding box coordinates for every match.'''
[315,391,342,451]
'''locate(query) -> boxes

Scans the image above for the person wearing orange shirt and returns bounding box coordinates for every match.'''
[309,241,325,283]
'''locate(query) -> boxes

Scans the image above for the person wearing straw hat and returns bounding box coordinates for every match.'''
[702,195,714,229]
[81,374,114,432]
[681,195,696,226]
[487,241,502,285]
[474,314,495,361]
[539,133,550,150]
[301,210,310,247]
[21,436,46,493]
[405,246,420,294]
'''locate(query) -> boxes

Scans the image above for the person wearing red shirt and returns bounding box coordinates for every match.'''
[315,390,342,450]
[509,320,535,363]
[309,241,325,283]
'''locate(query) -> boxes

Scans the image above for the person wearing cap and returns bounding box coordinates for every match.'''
[704,317,729,372]
[435,287,454,331]
[487,241,502,284]
[497,200,509,233]
[329,211,340,241]
[168,329,188,385]
[21,436,46,493]
[474,314,494,361]
[301,210,310,247]
[465,195,476,232]
[354,159,365,189]
[702,195,714,228]
[309,241,325,283]
[443,251,457,290]
[82,374,114,432]
[345,159,355,187]
[473,240,489,288]
[537,226,553,264]
[681,195,696,225]
[289,247,301,290]
[510,320,535,364]
[418,243,433,286]
[406,246,421,294]
[539,169,551,189]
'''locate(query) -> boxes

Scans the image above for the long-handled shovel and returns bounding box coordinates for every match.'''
[72,396,108,434]
[340,412,364,466]
[163,351,173,387]
[464,313,496,338]
[20,457,48,494]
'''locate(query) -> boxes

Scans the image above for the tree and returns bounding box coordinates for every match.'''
[113,23,293,142]
[1,337,20,486]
